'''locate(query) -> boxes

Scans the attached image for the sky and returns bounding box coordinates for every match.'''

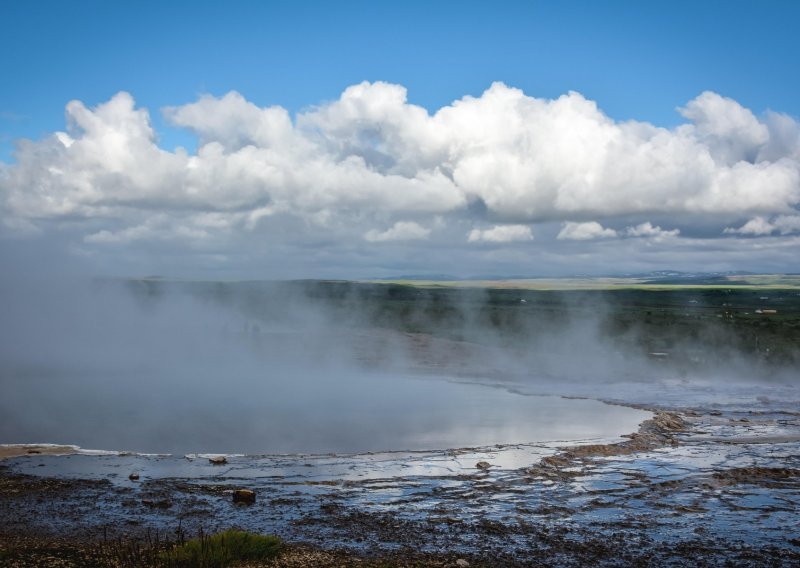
[1,0,800,279]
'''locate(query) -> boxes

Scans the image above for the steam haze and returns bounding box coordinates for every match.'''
[1,237,793,454]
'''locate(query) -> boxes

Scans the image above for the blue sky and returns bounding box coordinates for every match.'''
[1,0,800,278]
[3,0,799,158]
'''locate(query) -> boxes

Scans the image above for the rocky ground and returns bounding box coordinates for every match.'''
[2,400,799,567]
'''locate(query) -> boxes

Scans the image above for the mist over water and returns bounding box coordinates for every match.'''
[1,244,795,455]
[0,276,638,454]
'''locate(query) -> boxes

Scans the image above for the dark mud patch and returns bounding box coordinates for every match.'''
[712,467,800,487]
[0,466,111,495]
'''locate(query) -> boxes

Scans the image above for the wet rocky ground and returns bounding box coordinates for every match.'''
[2,388,799,566]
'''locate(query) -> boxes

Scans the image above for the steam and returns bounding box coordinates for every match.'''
[2,237,795,456]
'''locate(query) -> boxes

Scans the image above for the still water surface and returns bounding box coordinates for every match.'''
[2,369,649,455]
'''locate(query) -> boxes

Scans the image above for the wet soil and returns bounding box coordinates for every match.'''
[2,403,799,566]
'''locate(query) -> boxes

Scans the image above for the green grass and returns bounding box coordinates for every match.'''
[0,530,283,567]
[164,530,282,567]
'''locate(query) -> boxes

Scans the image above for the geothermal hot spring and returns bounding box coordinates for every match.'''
[0,282,650,457]
[1,368,649,456]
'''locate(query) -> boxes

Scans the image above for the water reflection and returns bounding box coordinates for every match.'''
[1,370,649,455]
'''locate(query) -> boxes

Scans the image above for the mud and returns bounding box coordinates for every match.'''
[0,445,79,460]
[2,402,800,566]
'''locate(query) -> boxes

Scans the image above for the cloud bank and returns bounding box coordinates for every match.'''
[1,82,799,276]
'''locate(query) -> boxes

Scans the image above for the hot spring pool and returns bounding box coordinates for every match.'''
[1,370,650,455]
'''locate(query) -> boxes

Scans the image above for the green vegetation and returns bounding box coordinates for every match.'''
[164,529,282,567]
[73,529,283,567]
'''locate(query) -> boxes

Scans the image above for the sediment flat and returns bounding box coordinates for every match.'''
[2,395,798,566]
[0,444,78,460]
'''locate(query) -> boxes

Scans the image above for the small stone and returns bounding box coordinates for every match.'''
[208,456,228,465]
[232,489,256,504]
[476,461,491,470]
[455,559,470,568]
[128,472,140,481]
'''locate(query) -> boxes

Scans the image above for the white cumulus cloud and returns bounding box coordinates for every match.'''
[468,224,533,243]
[557,221,617,241]
[364,221,431,242]
[725,215,800,236]
[678,91,769,165]
[624,222,680,239]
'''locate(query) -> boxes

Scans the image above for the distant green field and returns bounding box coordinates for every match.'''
[365,274,800,291]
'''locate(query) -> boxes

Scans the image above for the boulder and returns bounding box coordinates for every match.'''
[232,489,256,504]
[208,456,228,465]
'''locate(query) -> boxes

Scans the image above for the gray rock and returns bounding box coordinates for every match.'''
[233,489,256,504]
